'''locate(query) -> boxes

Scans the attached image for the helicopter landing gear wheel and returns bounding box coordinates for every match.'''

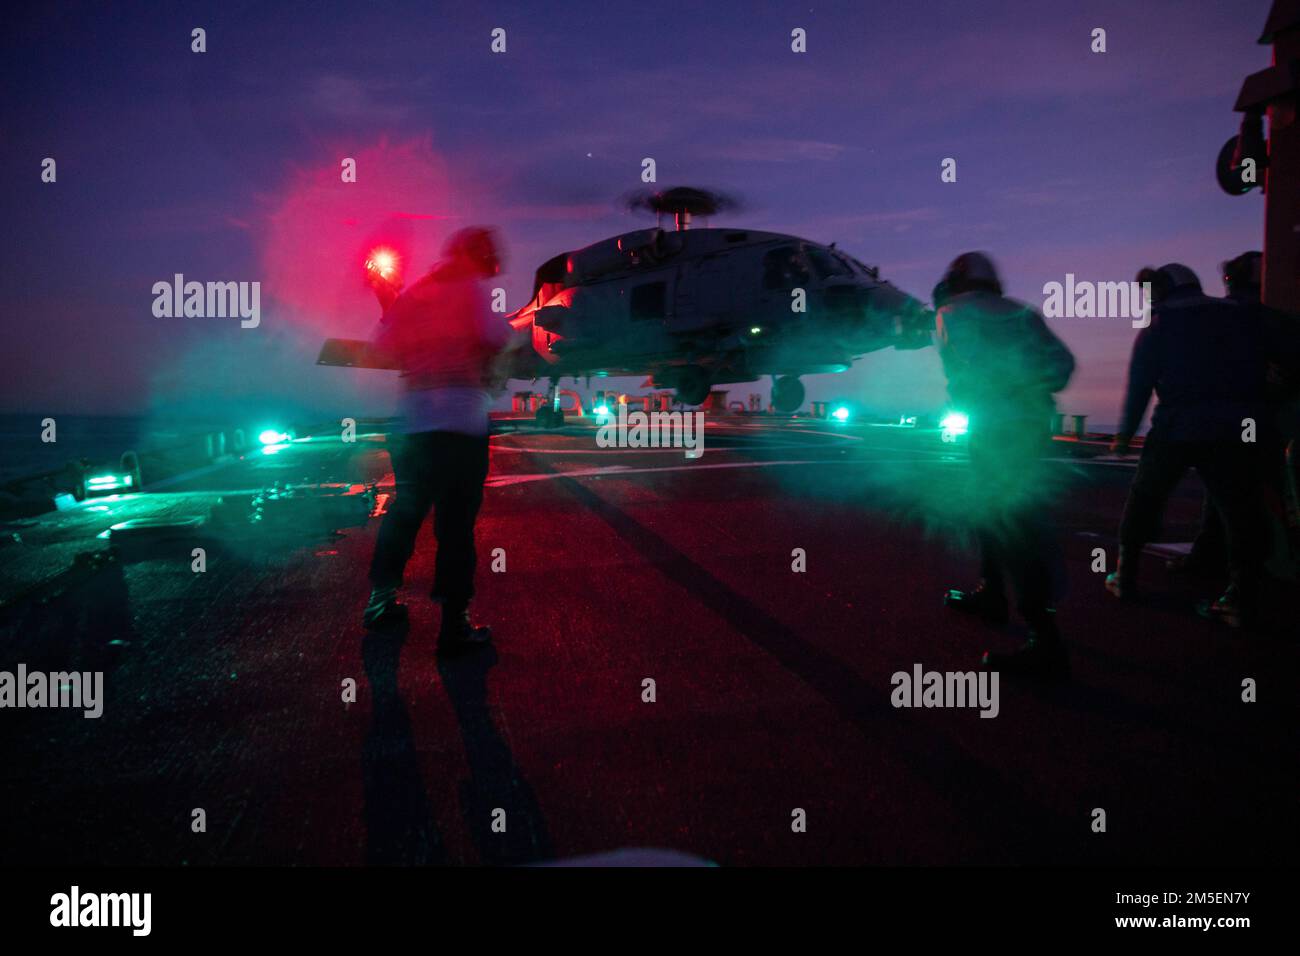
[535,378,564,428]
[674,366,711,406]
[771,375,805,414]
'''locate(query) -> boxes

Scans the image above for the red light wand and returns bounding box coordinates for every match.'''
[364,247,402,311]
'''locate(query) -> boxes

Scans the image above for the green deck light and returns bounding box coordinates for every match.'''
[940,411,969,442]
[85,473,133,496]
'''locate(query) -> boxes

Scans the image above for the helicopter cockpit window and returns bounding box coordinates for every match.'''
[838,254,863,275]
[531,252,569,301]
[844,254,878,278]
[630,281,667,321]
[762,246,811,289]
[805,246,852,279]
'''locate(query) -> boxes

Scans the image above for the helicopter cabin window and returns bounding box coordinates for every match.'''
[630,281,667,321]
[806,246,852,279]
[762,246,811,289]
[531,252,569,304]
[844,254,878,278]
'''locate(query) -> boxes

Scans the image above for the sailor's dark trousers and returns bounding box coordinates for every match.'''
[369,430,490,610]
[967,423,1059,627]
[1119,438,1267,596]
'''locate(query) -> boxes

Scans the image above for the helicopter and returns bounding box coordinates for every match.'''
[318,186,935,424]
[504,187,933,424]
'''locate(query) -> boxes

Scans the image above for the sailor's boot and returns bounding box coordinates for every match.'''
[437,604,492,655]
[1200,580,1259,631]
[1104,548,1140,600]
[362,586,408,629]
[943,582,1010,624]
[981,610,1070,681]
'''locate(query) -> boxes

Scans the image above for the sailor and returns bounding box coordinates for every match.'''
[935,252,1076,678]
[1106,263,1270,628]
[362,227,510,653]
[1170,252,1281,577]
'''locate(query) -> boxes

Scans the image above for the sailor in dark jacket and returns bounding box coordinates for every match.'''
[936,252,1076,678]
[1107,263,1270,627]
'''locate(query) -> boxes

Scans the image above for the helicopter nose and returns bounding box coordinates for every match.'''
[857,285,935,350]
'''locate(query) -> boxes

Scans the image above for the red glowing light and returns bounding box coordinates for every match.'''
[365,247,399,281]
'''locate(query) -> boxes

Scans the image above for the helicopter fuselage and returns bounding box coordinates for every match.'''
[505,226,932,394]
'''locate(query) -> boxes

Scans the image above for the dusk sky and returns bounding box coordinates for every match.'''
[2,0,1271,428]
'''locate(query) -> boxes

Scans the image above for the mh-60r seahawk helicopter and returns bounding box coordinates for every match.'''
[319,187,934,424]
[506,187,933,424]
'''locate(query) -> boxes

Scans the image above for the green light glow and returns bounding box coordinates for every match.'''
[87,473,132,490]
[259,429,289,445]
[939,411,969,442]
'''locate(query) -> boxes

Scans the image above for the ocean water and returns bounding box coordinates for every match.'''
[0,415,207,484]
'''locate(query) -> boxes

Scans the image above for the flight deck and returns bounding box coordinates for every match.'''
[0,417,1294,866]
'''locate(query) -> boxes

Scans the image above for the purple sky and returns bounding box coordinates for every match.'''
[2,0,1272,428]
